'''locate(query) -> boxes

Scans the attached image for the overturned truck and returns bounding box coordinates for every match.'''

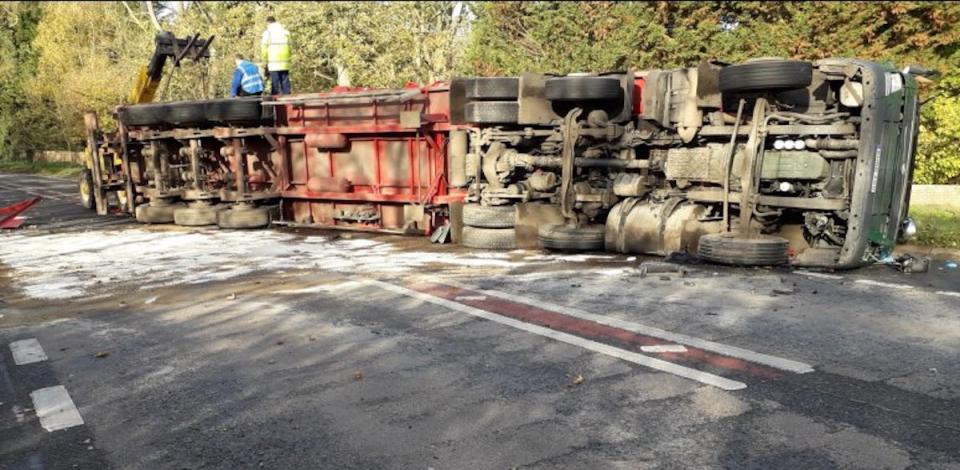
[81,58,924,268]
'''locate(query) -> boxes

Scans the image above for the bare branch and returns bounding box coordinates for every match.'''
[121,1,147,31]
[144,1,162,32]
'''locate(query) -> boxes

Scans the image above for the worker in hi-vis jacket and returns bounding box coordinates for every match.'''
[230,54,264,97]
[260,16,292,95]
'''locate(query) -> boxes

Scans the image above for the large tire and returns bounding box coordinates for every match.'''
[206,98,263,123]
[174,203,224,226]
[119,103,168,127]
[544,76,622,101]
[697,233,790,266]
[462,204,515,228]
[165,101,208,126]
[464,77,519,100]
[538,224,605,251]
[461,226,516,250]
[135,201,181,224]
[79,170,95,210]
[464,101,518,124]
[718,60,813,93]
[217,205,270,229]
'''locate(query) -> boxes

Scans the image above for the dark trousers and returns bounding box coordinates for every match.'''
[270,70,291,95]
[237,88,260,97]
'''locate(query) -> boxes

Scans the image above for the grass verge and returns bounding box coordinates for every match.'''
[0,160,84,177]
[909,205,960,248]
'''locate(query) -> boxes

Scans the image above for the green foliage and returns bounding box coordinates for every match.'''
[0,159,82,177]
[0,2,61,159]
[909,205,960,248]
[2,1,960,183]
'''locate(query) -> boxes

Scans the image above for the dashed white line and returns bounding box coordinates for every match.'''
[10,338,48,365]
[435,279,815,374]
[855,279,914,290]
[365,279,747,391]
[30,385,84,432]
[640,344,688,353]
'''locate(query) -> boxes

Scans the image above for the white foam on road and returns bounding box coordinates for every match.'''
[30,385,84,432]
[0,228,637,300]
[9,338,47,365]
[437,279,816,374]
[363,279,747,391]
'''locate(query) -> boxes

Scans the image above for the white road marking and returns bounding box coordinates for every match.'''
[855,279,914,290]
[641,344,688,353]
[935,291,960,298]
[30,385,84,432]
[437,279,815,374]
[454,295,488,301]
[9,339,48,365]
[794,270,844,280]
[364,279,747,391]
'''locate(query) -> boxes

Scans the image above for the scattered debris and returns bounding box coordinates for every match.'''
[683,281,695,287]
[227,293,237,300]
[144,296,157,305]
[571,374,584,386]
[118,301,127,307]
[772,287,796,295]
[930,367,939,375]
[638,261,688,278]
[641,344,688,353]
[880,253,931,273]
[353,370,363,381]
[276,340,284,346]
[94,351,109,359]
[659,275,671,281]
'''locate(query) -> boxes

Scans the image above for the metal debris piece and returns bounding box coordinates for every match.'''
[638,261,688,278]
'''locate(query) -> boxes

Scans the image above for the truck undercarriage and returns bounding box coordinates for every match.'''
[82,57,922,269]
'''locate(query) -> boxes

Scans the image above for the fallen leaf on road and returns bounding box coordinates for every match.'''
[353,370,363,381]
[95,351,109,359]
[572,374,584,386]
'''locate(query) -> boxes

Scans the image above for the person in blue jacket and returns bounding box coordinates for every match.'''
[230,54,265,97]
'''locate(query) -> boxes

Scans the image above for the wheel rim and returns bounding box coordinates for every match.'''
[79,178,90,201]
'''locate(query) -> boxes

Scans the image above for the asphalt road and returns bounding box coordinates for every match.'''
[0,173,958,469]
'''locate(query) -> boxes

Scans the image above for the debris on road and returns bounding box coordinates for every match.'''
[353,370,364,381]
[638,261,688,278]
[571,374,584,386]
[144,296,157,305]
[0,196,41,229]
[95,351,110,359]
[227,293,237,300]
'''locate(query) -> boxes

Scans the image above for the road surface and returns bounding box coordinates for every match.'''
[1,173,958,469]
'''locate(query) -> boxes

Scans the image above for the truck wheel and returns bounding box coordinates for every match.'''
[217,205,270,229]
[464,77,519,100]
[464,101,518,124]
[718,60,813,93]
[544,77,622,101]
[461,226,516,250]
[462,204,515,228]
[135,200,181,224]
[538,224,605,251]
[206,98,263,123]
[697,233,790,266]
[119,103,168,127]
[79,170,95,210]
[165,101,208,126]
[174,203,224,226]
